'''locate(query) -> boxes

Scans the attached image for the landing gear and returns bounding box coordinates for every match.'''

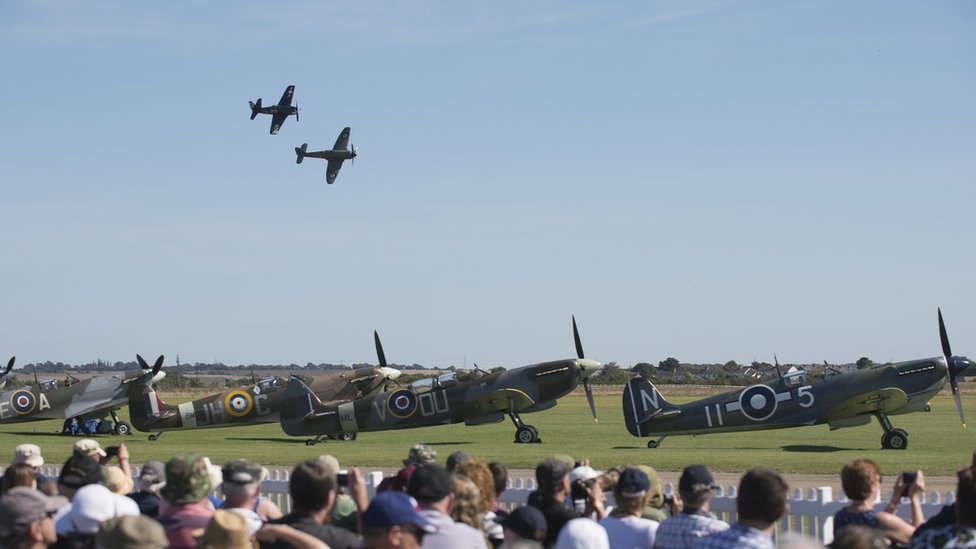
[876,413,909,450]
[305,435,326,446]
[326,432,358,441]
[114,421,131,436]
[148,432,163,442]
[647,435,668,449]
[509,411,541,443]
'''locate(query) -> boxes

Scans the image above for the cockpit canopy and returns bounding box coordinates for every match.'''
[783,367,806,387]
[408,372,457,393]
[257,378,279,393]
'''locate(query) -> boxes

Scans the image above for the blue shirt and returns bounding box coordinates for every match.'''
[655,510,729,549]
[833,507,880,537]
[692,523,774,549]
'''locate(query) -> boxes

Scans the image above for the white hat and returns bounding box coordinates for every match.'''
[12,444,44,467]
[569,466,603,484]
[55,484,139,535]
[73,439,107,458]
[555,518,610,549]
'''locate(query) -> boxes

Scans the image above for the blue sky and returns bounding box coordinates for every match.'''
[1,1,974,369]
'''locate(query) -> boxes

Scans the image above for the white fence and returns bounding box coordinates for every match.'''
[20,465,957,545]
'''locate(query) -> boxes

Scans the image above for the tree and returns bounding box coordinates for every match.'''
[856,357,874,369]
[659,357,681,372]
[723,360,739,372]
[631,363,655,378]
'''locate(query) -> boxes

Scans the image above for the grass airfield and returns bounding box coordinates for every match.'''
[2,392,975,476]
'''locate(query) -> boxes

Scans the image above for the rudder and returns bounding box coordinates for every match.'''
[622,376,676,437]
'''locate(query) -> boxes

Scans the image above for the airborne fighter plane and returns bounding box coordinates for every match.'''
[128,354,400,441]
[280,317,601,445]
[249,85,299,135]
[295,127,357,184]
[623,309,972,450]
[0,356,164,435]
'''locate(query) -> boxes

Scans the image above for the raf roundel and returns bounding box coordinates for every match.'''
[224,390,254,418]
[10,390,37,415]
[387,389,418,419]
[738,384,778,422]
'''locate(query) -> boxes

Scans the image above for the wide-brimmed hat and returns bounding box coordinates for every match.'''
[197,510,256,549]
[161,454,212,505]
[0,487,68,539]
[12,444,44,467]
[96,515,168,549]
[402,444,437,467]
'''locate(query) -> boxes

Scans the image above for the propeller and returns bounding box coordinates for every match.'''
[351,144,357,165]
[0,356,14,389]
[374,331,402,389]
[295,104,299,123]
[573,315,598,422]
[136,354,165,380]
[938,308,971,427]
[374,330,387,369]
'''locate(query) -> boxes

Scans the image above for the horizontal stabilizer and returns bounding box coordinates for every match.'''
[622,376,680,437]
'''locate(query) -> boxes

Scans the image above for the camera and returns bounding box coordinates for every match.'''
[900,471,917,496]
[336,471,349,487]
[104,446,120,459]
[571,479,593,502]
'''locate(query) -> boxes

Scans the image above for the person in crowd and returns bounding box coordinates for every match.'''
[3,463,38,491]
[219,459,267,534]
[530,458,580,548]
[71,440,107,461]
[910,466,976,548]
[636,466,671,522]
[499,505,547,549]
[155,453,214,549]
[56,454,103,501]
[487,462,510,519]
[830,525,887,549]
[127,461,166,518]
[553,518,609,549]
[94,515,168,549]
[403,445,438,468]
[0,487,67,549]
[201,456,224,510]
[598,467,658,549]
[264,457,360,549]
[360,491,437,549]
[408,465,487,548]
[568,465,603,516]
[103,466,133,496]
[833,458,924,545]
[654,464,728,549]
[52,484,139,549]
[456,460,503,547]
[11,444,48,489]
[692,467,789,549]
[915,450,976,540]
[447,451,473,472]
[450,474,486,534]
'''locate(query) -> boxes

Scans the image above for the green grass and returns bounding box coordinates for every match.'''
[3,394,975,474]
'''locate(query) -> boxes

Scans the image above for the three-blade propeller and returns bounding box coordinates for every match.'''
[573,315,598,422]
[939,308,971,428]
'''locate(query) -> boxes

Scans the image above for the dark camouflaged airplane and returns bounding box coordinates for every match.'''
[128,355,399,441]
[249,85,298,135]
[623,308,972,450]
[295,127,357,184]
[0,356,163,435]
[280,317,601,445]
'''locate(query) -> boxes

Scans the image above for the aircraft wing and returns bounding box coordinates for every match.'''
[326,160,344,183]
[278,85,295,107]
[461,388,536,418]
[824,388,909,422]
[270,113,288,135]
[332,127,351,151]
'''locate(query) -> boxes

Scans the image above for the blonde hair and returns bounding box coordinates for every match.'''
[450,473,484,531]
[454,459,495,511]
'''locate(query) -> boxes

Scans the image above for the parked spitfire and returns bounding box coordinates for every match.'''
[281,317,601,445]
[295,127,357,184]
[623,309,972,450]
[129,355,400,441]
[249,85,299,135]
[0,357,15,390]
[0,356,164,435]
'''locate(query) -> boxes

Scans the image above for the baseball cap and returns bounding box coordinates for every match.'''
[362,491,436,533]
[59,454,104,489]
[0,487,68,539]
[96,515,168,549]
[407,465,451,503]
[569,465,603,484]
[446,451,472,472]
[616,468,650,499]
[160,454,212,505]
[499,505,547,541]
[138,461,166,491]
[73,439,107,458]
[12,444,44,467]
[678,464,716,494]
[222,459,263,485]
[536,458,570,493]
[403,444,437,467]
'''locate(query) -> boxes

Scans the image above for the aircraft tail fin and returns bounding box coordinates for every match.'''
[128,382,176,432]
[295,143,307,164]
[280,375,330,436]
[249,98,261,120]
[622,376,680,437]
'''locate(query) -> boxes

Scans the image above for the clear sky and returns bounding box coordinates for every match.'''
[1,1,973,370]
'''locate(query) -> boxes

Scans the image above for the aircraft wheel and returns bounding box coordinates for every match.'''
[305,439,318,446]
[339,432,357,441]
[647,440,660,449]
[882,429,908,450]
[114,421,131,436]
[515,426,539,444]
[148,434,158,442]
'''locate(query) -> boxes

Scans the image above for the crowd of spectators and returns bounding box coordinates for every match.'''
[1,440,974,549]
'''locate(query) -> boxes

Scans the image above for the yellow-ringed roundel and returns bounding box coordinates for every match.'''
[224,390,254,417]
[738,384,778,422]
[387,389,418,419]
[10,390,37,415]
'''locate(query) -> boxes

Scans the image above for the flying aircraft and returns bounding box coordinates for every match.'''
[128,354,400,441]
[280,317,601,445]
[623,309,972,450]
[0,356,164,435]
[249,85,298,135]
[295,127,357,184]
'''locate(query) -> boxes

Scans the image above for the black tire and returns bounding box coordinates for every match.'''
[114,421,131,436]
[305,439,318,446]
[647,440,660,449]
[882,429,909,450]
[148,434,158,442]
[515,426,538,444]
[340,432,357,441]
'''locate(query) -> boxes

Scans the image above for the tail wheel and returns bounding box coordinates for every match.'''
[114,421,131,436]
[339,432,357,441]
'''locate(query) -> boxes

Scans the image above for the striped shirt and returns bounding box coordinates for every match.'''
[691,524,774,549]
[654,510,729,549]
